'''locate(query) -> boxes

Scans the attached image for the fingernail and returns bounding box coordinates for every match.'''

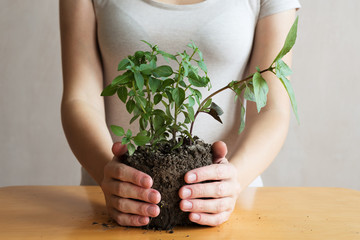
[191,213,200,221]
[187,173,197,183]
[182,188,191,198]
[139,216,149,225]
[147,205,158,216]
[182,200,193,210]
[149,192,158,203]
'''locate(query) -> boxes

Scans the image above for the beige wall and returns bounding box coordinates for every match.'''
[262,0,360,190]
[0,0,359,190]
[0,0,80,186]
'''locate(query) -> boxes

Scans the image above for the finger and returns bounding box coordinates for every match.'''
[109,207,150,227]
[180,197,234,213]
[179,181,235,199]
[189,211,231,226]
[109,162,153,188]
[108,181,161,204]
[216,158,228,164]
[184,163,235,183]
[112,142,128,157]
[212,141,227,163]
[110,195,160,217]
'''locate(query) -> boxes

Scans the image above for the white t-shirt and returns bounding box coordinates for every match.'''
[82,0,301,186]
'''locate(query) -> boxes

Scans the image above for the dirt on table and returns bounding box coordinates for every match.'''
[120,137,213,230]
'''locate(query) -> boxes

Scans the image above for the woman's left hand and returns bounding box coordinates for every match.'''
[179,141,241,226]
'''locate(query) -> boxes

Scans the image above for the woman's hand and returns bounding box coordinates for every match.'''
[101,142,161,226]
[179,141,241,226]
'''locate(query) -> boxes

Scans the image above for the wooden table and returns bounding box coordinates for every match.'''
[0,186,359,239]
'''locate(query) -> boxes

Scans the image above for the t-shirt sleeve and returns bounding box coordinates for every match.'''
[259,0,301,19]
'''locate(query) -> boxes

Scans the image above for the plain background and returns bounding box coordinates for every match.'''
[0,0,359,190]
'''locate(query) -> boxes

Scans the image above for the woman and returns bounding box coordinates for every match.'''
[59,0,300,227]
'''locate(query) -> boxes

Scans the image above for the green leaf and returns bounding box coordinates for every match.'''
[160,78,174,90]
[149,58,157,69]
[117,87,127,103]
[274,59,299,122]
[135,51,144,59]
[197,60,207,73]
[279,76,299,123]
[126,129,132,138]
[165,90,173,102]
[133,134,151,146]
[171,137,183,151]
[153,109,168,121]
[135,96,147,109]
[238,102,246,134]
[197,48,203,61]
[139,116,148,130]
[182,111,190,123]
[202,102,223,124]
[182,61,189,77]
[273,17,299,63]
[149,77,161,93]
[130,114,140,124]
[110,125,124,136]
[134,71,144,89]
[154,94,162,105]
[172,88,185,107]
[253,72,269,112]
[190,88,202,100]
[202,98,212,111]
[153,115,164,130]
[187,42,196,49]
[118,58,130,71]
[187,106,194,121]
[244,84,256,102]
[275,59,293,77]
[188,70,207,87]
[101,83,118,96]
[210,102,224,116]
[128,90,135,96]
[141,40,153,49]
[190,88,202,105]
[153,126,167,139]
[233,83,246,101]
[112,71,133,85]
[126,99,136,113]
[153,65,173,77]
[127,143,136,155]
[158,50,177,62]
[229,81,236,88]
[139,64,153,75]
[188,96,195,107]
[179,80,186,88]
[121,137,130,145]
[206,109,223,124]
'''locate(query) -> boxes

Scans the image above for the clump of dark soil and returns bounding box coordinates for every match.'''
[120,137,213,230]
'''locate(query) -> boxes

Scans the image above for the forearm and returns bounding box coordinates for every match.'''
[230,105,290,190]
[61,99,113,184]
[228,10,296,190]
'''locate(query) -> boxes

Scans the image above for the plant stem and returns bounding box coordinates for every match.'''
[145,79,154,136]
[172,62,184,142]
[189,66,273,136]
[188,49,197,62]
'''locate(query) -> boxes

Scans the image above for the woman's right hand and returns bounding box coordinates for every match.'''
[101,142,161,226]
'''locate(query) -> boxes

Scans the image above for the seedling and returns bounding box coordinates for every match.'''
[101,17,300,155]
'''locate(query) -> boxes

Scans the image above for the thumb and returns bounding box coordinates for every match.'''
[112,142,128,157]
[212,141,227,163]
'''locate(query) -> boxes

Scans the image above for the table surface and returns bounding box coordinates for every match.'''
[0,186,359,240]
